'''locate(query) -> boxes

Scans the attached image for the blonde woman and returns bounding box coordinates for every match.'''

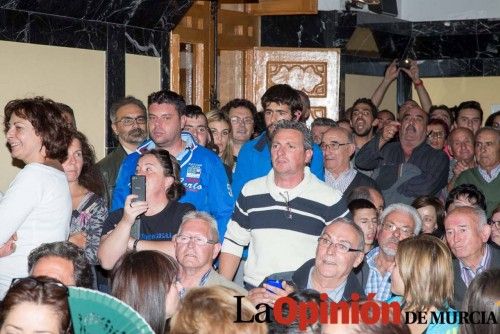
[206,110,234,181]
[389,235,459,334]
[170,286,267,334]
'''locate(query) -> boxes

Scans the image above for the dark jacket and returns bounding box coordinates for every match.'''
[355,134,449,205]
[97,145,127,206]
[451,244,500,310]
[265,258,366,301]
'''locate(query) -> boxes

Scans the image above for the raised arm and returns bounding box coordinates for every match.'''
[400,60,432,113]
[371,59,399,107]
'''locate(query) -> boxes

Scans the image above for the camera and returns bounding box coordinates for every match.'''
[398,58,412,69]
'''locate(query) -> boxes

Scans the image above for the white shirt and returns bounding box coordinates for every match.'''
[0,163,71,297]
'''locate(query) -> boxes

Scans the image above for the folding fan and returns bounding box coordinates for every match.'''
[68,286,154,334]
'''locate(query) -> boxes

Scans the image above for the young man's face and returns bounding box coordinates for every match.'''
[183,116,209,146]
[264,102,298,134]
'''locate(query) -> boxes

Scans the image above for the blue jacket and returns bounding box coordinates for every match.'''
[232,132,325,198]
[111,132,234,241]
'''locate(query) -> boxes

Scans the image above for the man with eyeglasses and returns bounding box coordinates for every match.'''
[356,105,449,205]
[98,96,147,204]
[355,203,422,301]
[232,84,324,199]
[454,127,499,216]
[174,211,246,295]
[110,90,233,242]
[221,99,257,159]
[248,218,365,307]
[220,120,348,289]
[321,127,378,199]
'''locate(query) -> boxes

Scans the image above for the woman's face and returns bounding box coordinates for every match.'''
[5,114,44,164]
[390,261,404,296]
[0,302,62,334]
[209,120,230,157]
[417,205,438,234]
[136,154,173,201]
[426,123,446,150]
[165,281,182,318]
[62,138,84,183]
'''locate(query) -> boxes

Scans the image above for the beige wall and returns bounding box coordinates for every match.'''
[125,54,161,106]
[412,76,500,120]
[0,41,106,192]
[345,74,397,116]
[0,42,162,193]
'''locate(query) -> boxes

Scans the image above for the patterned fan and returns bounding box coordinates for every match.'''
[68,287,154,334]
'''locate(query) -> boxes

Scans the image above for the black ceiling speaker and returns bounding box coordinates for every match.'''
[368,0,398,16]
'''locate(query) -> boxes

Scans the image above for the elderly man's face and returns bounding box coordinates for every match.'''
[174,219,220,270]
[31,256,76,286]
[448,128,475,162]
[315,223,364,280]
[475,129,499,171]
[400,107,427,148]
[377,210,416,257]
[445,208,490,263]
[321,128,354,173]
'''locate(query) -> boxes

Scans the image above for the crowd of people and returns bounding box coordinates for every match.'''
[0,59,499,334]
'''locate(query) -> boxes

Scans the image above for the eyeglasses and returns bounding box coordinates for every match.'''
[381,222,414,237]
[175,234,217,246]
[317,237,361,253]
[230,116,254,125]
[10,277,68,294]
[320,141,351,151]
[427,131,445,139]
[114,116,147,126]
[488,220,500,229]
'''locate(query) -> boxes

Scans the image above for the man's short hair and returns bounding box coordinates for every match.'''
[429,105,454,124]
[261,84,303,118]
[380,203,422,235]
[27,241,93,288]
[445,184,487,212]
[475,126,500,142]
[311,117,337,129]
[457,100,483,123]
[148,90,186,117]
[272,120,313,151]
[179,211,219,243]
[324,217,365,250]
[348,198,377,215]
[183,104,206,120]
[109,96,147,123]
[351,98,378,119]
[346,186,382,207]
[221,98,257,117]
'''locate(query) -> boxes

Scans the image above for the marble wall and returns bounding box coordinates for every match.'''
[261,11,500,108]
[0,0,192,150]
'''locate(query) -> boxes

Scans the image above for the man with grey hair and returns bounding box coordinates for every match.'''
[174,211,246,294]
[98,96,147,203]
[321,127,378,198]
[249,218,366,307]
[444,206,500,309]
[355,203,422,301]
[311,117,337,144]
[220,120,349,289]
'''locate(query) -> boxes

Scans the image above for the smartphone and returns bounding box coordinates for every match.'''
[265,279,283,293]
[130,175,146,202]
[398,58,411,69]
